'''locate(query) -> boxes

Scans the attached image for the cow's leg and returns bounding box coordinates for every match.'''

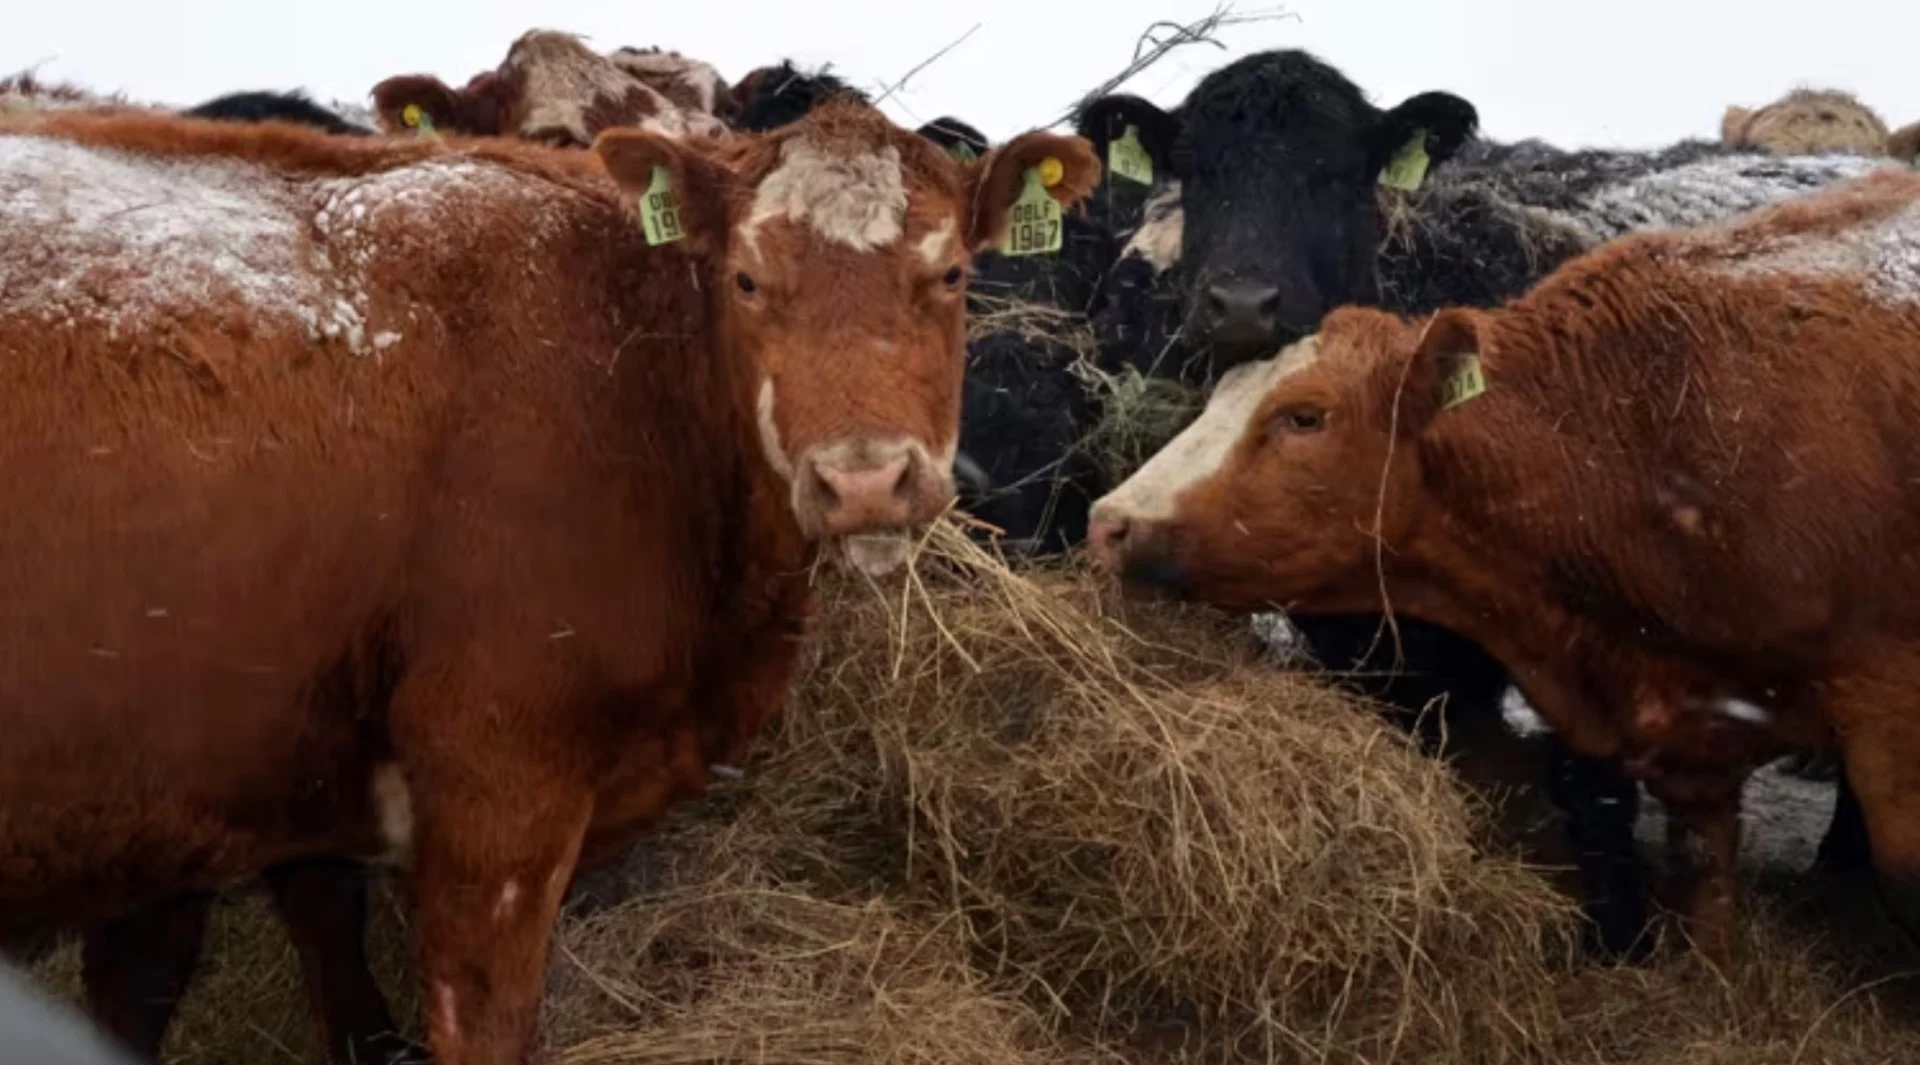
[1826,698,1920,943]
[391,675,595,1065]
[80,891,214,1060]
[1814,766,1874,874]
[1545,738,1650,960]
[264,858,424,1064]
[1646,774,1744,965]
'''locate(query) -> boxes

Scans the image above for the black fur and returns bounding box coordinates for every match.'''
[729,61,870,133]
[181,90,371,136]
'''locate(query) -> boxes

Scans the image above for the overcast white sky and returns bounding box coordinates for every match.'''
[6,0,1917,150]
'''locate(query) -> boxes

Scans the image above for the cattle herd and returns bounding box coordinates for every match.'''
[3,24,1920,1065]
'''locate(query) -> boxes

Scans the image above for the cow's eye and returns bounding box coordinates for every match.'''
[1273,406,1326,435]
[942,265,965,289]
[735,272,758,296]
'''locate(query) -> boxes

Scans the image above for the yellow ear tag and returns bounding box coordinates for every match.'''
[401,104,436,137]
[998,167,1063,257]
[1108,124,1154,186]
[1438,353,1486,410]
[946,140,978,163]
[1036,156,1065,188]
[1378,128,1430,192]
[639,164,685,246]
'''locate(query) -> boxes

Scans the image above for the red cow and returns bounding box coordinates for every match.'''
[0,100,1098,1064]
[1087,169,1920,961]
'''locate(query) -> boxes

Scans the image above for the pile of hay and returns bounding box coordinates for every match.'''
[24,524,1920,1064]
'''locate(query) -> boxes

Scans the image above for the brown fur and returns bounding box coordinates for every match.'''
[1892,121,1920,166]
[0,102,1098,1064]
[1091,169,1920,959]
[1720,87,1891,157]
[372,30,725,146]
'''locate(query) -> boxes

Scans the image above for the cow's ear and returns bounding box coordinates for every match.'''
[964,130,1101,251]
[594,127,733,256]
[370,75,461,136]
[1721,105,1756,146]
[1385,308,1487,436]
[1074,93,1182,180]
[1367,91,1479,183]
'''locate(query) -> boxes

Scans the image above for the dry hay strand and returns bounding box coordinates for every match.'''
[657,521,1579,1063]
[542,870,1109,1065]
[1070,359,1202,484]
[1549,906,1920,1064]
[964,291,1095,349]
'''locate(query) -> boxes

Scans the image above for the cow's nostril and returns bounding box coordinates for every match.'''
[893,453,917,500]
[812,467,839,509]
[1257,292,1280,317]
[1206,286,1231,317]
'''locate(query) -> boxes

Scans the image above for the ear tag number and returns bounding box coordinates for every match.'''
[639,164,684,246]
[998,168,1063,257]
[1378,128,1430,191]
[1439,353,1486,410]
[1108,124,1154,186]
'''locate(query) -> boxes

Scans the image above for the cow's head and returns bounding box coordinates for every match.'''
[594,100,1101,572]
[372,30,727,147]
[1721,89,1890,158]
[1079,51,1478,378]
[730,61,871,134]
[1086,305,1472,609]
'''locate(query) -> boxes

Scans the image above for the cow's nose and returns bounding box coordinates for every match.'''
[1205,281,1280,342]
[797,442,952,538]
[1087,513,1133,572]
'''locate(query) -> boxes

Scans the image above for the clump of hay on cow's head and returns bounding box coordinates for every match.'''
[647,520,1579,1062]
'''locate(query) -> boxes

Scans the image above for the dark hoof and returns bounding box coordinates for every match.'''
[1581,891,1655,964]
[1877,873,1920,951]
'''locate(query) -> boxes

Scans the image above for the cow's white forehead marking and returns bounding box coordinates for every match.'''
[742,139,907,253]
[917,218,956,266]
[1093,335,1322,522]
[1122,180,1183,273]
[756,378,795,483]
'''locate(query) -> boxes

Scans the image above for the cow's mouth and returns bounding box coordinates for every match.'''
[837,529,916,577]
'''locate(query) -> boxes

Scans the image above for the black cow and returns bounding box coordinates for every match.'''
[1073,49,1892,956]
[181,90,372,135]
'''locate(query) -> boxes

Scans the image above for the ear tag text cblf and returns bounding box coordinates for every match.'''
[1378,128,1430,192]
[1108,125,1154,186]
[999,164,1063,257]
[640,165,684,246]
[1439,353,1486,410]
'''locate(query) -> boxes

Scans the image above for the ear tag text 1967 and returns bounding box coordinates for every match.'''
[640,164,684,246]
[1439,353,1486,410]
[1378,128,1430,192]
[999,164,1063,257]
[1108,124,1154,186]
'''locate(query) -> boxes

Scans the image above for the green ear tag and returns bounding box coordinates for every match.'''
[946,140,979,163]
[401,104,437,137]
[1378,128,1431,192]
[639,164,684,246]
[1108,124,1154,186]
[1438,353,1486,410]
[998,168,1063,257]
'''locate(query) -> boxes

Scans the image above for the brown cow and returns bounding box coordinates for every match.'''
[0,100,1098,1065]
[371,29,728,146]
[1086,168,1920,960]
